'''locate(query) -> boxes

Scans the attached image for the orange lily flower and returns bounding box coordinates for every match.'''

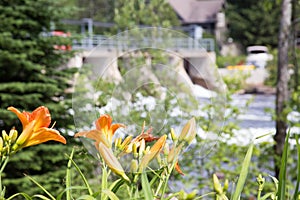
[75,114,125,148]
[7,106,66,151]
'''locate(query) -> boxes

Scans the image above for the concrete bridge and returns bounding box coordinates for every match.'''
[70,29,226,93]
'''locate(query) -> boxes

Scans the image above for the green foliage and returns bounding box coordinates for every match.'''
[264,49,278,87]
[66,0,180,34]
[114,0,179,31]
[225,0,281,49]
[216,55,246,68]
[2,143,95,199]
[232,143,253,200]
[222,72,250,93]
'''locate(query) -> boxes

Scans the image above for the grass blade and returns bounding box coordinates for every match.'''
[277,130,290,200]
[110,179,125,194]
[65,148,75,200]
[141,172,154,200]
[65,154,93,195]
[56,186,87,200]
[293,135,300,200]
[25,174,56,200]
[232,142,254,200]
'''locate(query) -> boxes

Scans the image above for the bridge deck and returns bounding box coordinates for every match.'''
[73,35,215,52]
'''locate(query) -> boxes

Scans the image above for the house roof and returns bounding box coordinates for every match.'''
[168,0,225,24]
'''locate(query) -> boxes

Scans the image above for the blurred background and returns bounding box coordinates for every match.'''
[0,0,299,199]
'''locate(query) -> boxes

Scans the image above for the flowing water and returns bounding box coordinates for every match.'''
[231,94,276,144]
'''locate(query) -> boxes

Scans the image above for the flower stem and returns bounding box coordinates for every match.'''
[257,189,262,200]
[160,163,175,199]
[0,156,10,199]
[101,162,108,200]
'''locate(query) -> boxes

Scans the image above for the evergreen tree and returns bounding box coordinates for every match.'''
[0,0,90,197]
[226,0,281,49]
[0,0,76,131]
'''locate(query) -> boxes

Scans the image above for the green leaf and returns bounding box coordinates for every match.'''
[6,192,32,200]
[102,189,120,200]
[269,175,279,192]
[293,135,300,200]
[101,163,108,200]
[110,179,125,194]
[149,168,164,187]
[277,130,290,200]
[77,195,96,200]
[56,186,88,200]
[65,153,93,195]
[260,193,272,200]
[25,174,56,200]
[141,172,154,200]
[33,194,51,200]
[232,142,254,200]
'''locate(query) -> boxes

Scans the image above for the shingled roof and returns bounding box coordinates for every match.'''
[168,0,225,24]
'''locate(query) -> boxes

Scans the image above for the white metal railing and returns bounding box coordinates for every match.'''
[72,34,214,52]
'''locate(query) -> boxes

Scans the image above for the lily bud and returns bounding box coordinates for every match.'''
[2,130,9,143]
[167,145,181,163]
[213,174,223,194]
[139,135,166,171]
[139,139,145,157]
[144,146,150,155]
[130,159,138,173]
[98,142,130,182]
[9,129,18,143]
[178,118,196,144]
[257,174,265,191]
[133,143,138,158]
[0,137,3,152]
[257,174,265,185]
[120,135,132,150]
[186,190,198,199]
[114,137,122,149]
[170,128,177,141]
[224,179,229,192]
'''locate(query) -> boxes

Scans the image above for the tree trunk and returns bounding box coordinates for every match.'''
[274,0,292,177]
[292,0,299,91]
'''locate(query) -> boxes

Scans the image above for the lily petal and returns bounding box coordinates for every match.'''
[175,161,184,176]
[7,107,29,128]
[96,114,112,132]
[14,119,36,148]
[31,106,51,129]
[23,128,66,147]
[110,123,125,135]
[75,130,110,148]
